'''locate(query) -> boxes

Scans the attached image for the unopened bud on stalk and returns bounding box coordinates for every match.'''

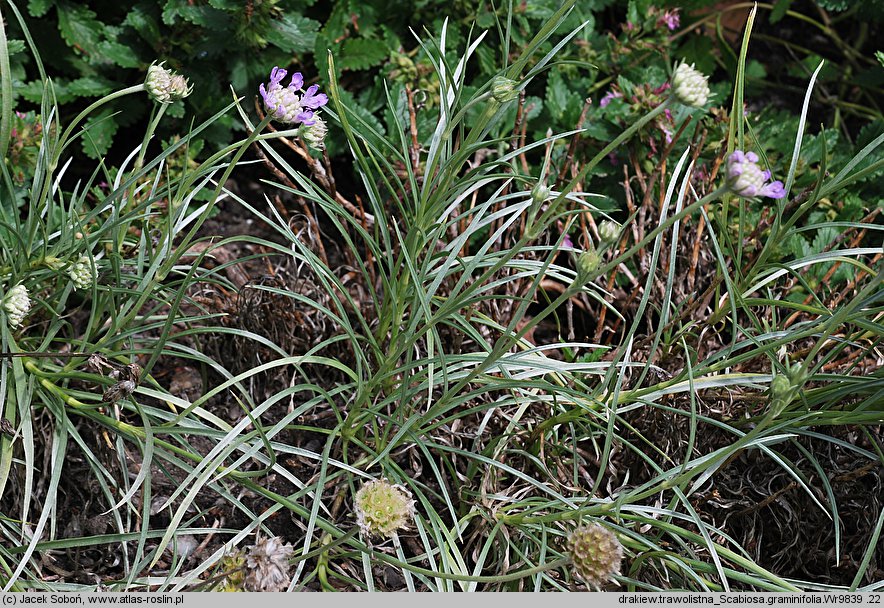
[300,115,328,151]
[145,62,192,104]
[3,284,30,329]
[671,62,710,108]
[576,248,602,282]
[491,76,519,104]
[598,220,620,244]
[69,255,95,291]
[531,181,550,205]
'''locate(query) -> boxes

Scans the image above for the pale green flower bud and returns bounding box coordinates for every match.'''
[672,62,710,108]
[576,248,602,281]
[300,115,328,151]
[567,523,623,588]
[531,181,550,205]
[145,62,192,104]
[68,256,95,291]
[354,479,415,538]
[491,76,519,104]
[598,220,620,244]
[3,284,30,329]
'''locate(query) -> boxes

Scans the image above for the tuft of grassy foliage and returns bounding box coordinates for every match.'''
[1,0,882,593]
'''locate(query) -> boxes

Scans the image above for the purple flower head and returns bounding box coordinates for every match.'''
[301,84,329,110]
[562,233,574,249]
[726,150,786,199]
[600,90,622,108]
[259,67,328,126]
[659,10,680,31]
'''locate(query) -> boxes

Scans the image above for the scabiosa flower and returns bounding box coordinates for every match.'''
[145,62,192,104]
[243,536,294,592]
[259,67,328,126]
[3,284,30,329]
[671,62,710,108]
[300,114,328,151]
[68,255,95,291]
[726,151,786,199]
[354,479,415,538]
[567,523,623,588]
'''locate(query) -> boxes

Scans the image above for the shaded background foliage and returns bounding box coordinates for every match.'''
[6,0,883,160]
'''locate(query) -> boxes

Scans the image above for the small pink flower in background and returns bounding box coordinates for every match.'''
[600,90,622,108]
[562,233,574,249]
[659,9,680,31]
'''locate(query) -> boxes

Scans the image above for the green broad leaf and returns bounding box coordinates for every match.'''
[161,0,189,25]
[81,108,119,159]
[96,41,141,69]
[877,51,884,68]
[67,76,114,98]
[124,4,163,46]
[165,100,186,119]
[265,14,319,52]
[27,0,54,17]
[811,226,839,256]
[339,38,389,71]
[175,5,231,30]
[19,79,79,105]
[6,39,26,56]
[56,2,105,60]
[546,70,575,122]
[770,0,791,23]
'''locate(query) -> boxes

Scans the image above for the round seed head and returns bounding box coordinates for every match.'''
[354,479,415,538]
[567,523,623,588]
[243,536,293,592]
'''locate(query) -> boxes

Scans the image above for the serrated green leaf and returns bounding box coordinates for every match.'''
[124,4,163,45]
[547,70,576,121]
[27,0,54,17]
[6,39,26,56]
[339,38,389,71]
[265,15,318,52]
[165,100,186,119]
[96,41,141,69]
[67,76,114,97]
[56,2,104,60]
[770,0,791,23]
[81,108,118,159]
